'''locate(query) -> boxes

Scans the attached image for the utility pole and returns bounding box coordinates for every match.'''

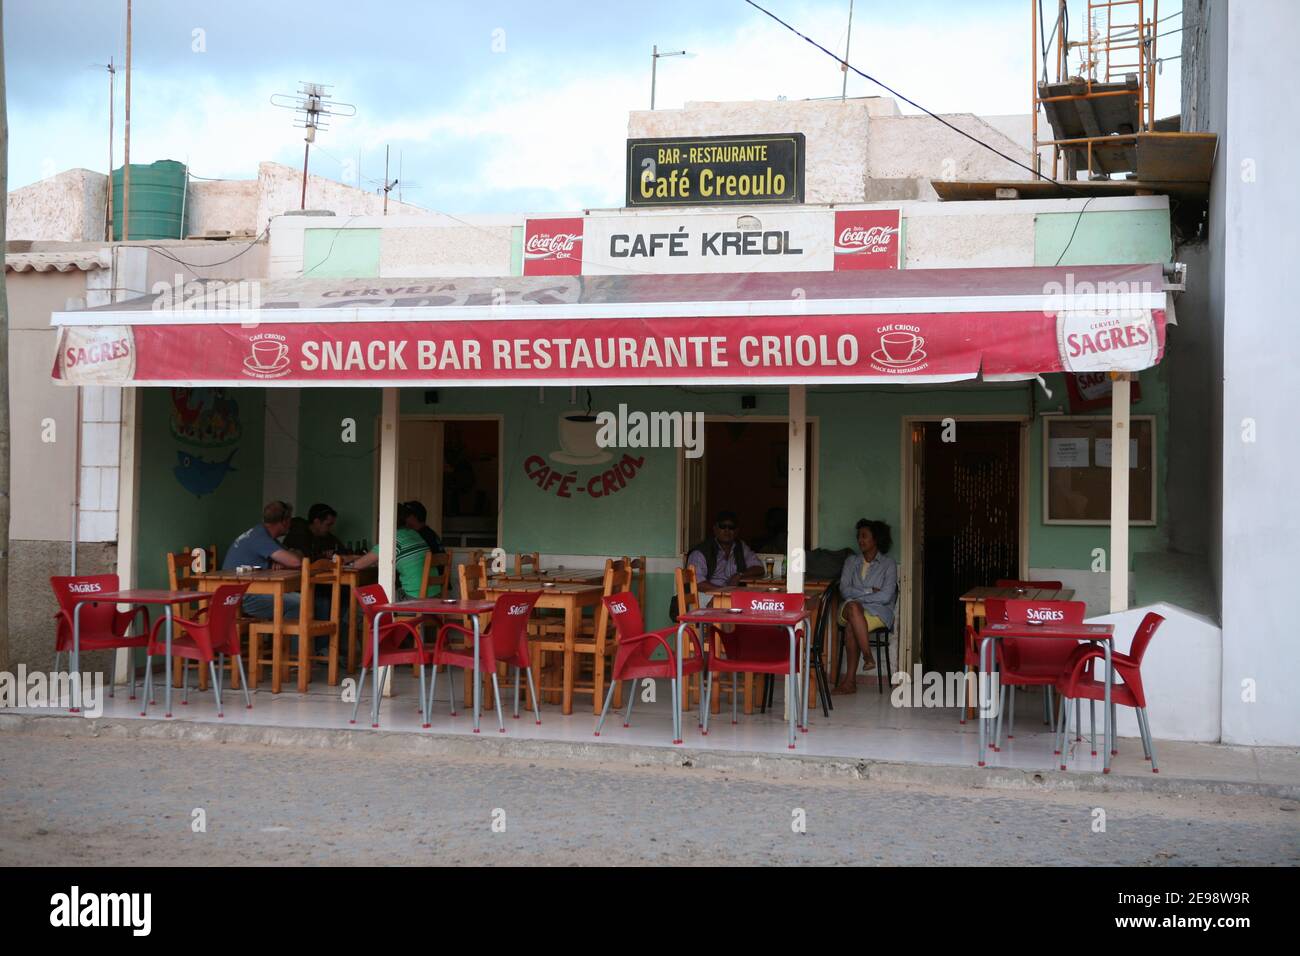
[105,57,116,241]
[0,1,12,671]
[841,0,855,101]
[123,0,132,241]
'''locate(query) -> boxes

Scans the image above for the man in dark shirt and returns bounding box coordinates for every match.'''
[282,502,344,559]
[399,500,445,554]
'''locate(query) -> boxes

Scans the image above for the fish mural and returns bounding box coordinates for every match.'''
[173,449,237,498]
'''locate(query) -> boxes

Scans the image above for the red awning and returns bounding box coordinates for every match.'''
[51,264,1170,387]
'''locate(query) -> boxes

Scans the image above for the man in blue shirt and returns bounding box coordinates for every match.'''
[223,500,330,624]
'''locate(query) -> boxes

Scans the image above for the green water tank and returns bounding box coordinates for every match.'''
[111,159,188,241]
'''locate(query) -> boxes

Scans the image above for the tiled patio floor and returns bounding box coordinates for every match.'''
[8,664,1298,791]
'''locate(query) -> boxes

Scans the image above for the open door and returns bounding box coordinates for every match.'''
[398,420,444,532]
[682,452,707,559]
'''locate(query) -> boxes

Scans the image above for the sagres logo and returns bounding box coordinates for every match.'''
[610,602,629,614]
[752,600,785,612]
[1026,607,1065,622]
[508,603,531,615]
[1,665,104,717]
[50,886,151,936]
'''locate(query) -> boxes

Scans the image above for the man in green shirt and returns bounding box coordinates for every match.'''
[346,526,433,600]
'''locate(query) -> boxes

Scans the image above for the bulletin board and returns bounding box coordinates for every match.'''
[1042,415,1156,525]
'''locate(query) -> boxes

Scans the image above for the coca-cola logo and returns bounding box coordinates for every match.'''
[524,218,585,276]
[525,233,580,259]
[836,225,897,251]
[833,210,901,271]
[66,583,103,594]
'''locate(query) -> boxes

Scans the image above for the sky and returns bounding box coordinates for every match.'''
[5,0,1183,213]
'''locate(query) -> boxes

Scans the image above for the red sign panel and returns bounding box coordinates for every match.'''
[523,217,584,276]
[833,209,901,271]
[51,309,1166,387]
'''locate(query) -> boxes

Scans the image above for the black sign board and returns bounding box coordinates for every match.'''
[625,132,805,208]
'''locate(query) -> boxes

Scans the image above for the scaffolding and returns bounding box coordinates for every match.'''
[1031,0,1161,181]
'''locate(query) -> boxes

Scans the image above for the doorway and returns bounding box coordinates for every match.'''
[680,418,815,557]
[398,417,501,548]
[905,419,1025,675]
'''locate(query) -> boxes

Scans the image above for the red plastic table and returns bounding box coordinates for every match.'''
[676,605,812,749]
[364,598,495,730]
[70,589,212,717]
[979,621,1116,772]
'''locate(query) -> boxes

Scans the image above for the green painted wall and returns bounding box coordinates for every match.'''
[1034,209,1172,266]
[303,227,381,278]
[295,388,381,546]
[135,388,267,590]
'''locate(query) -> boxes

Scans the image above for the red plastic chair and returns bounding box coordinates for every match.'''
[142,583,250,717]
[51,574,151,707]
[1055,612,1165,773]
[597,592,705,743]
[990,600,1091,751]
[995,579,1065,590]
[350,584,434,728]
[432,591,542,734]
[702,591,807,737]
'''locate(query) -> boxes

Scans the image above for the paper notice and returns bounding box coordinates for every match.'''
[1095,438,1138,468]
[1049,437,1089,468]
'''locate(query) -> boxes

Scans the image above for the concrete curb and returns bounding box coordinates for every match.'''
[3,712,1296,801]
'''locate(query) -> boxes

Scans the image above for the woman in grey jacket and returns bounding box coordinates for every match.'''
[835,519,898,695]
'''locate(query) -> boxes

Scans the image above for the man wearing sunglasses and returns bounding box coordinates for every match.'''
[686,510,765,593]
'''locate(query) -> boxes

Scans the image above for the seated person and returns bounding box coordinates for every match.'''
[399,500,445,555]
[223,500,333,631]
[282,502,344,560]
[686,510,764,593]
[834,518,898,695]
[347,516,433,600]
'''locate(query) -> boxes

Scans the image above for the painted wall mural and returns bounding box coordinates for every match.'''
[169,388,243,498]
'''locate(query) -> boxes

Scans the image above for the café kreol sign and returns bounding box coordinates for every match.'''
[626,132,805,208]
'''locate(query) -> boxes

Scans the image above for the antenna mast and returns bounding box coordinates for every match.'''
[271,81,356,209]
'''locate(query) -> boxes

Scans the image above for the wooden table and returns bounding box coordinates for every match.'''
[67,588,212,717]
[959,586,1076,632]
[486,568,606,587]
[481,582,604,715]
[980,621,1116,772]
[196,568,301,691]
[340,564,379,683]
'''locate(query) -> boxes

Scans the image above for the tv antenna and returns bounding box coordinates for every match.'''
[271,81,356,209]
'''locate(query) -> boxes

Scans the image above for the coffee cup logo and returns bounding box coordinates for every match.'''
[870,326,928,372]
[243,333,292,379]
[550,412,612,465]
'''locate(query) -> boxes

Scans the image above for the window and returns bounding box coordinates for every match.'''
[1042,415,1156,525]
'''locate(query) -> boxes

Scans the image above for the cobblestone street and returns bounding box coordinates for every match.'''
[2,734,1297,866]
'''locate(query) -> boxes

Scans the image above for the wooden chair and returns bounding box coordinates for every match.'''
[165,546,230,691]
[248,556,342,693]
[449,561,490,707]
[515,552,541,576]
[562,559,633,714]
[628,555,648,612]
[674,564,706,710]
[420,552,452,598]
